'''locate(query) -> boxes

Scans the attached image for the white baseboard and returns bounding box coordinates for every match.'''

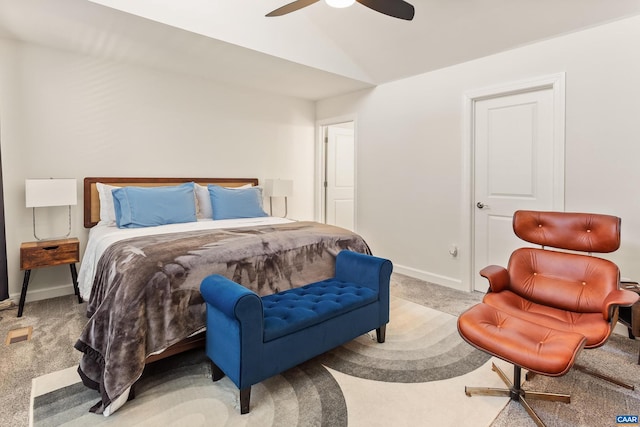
[613,322,632,337]
[393,264,466,292]
[9,285,75,305]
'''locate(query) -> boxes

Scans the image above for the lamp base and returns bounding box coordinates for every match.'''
[32,206,72,241]
[269,196,288,218]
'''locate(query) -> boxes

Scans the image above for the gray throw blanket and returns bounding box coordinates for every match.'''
[74,221,370,415]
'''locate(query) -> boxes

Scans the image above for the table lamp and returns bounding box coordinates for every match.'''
[264,179,293,217]
[25,178,77,240]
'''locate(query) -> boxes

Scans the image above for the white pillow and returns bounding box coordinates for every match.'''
[194,184,211,219]
[96,182,120,225]
[195,183,252,219]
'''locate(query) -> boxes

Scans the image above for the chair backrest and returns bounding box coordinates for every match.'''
[507,211,621,313]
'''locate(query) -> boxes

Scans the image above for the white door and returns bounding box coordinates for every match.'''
[473,85,563,292]
[325,123,355,231]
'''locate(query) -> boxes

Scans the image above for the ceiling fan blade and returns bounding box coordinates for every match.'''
[266,0,321,17]
[356,0,415,20]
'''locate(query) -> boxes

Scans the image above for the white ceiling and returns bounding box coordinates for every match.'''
[1,0,640,100]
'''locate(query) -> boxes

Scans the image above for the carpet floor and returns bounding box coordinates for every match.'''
[2,273,639,426]
[30,296,510,426]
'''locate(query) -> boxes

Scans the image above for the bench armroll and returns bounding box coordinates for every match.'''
[200,274,264,389]
[335,250,392,326]
[200,274,262,319]
[335,250,393,292]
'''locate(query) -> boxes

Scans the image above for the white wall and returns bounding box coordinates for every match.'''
[0,39,316,301]
[3,14,640,302]
[317,15,640,290]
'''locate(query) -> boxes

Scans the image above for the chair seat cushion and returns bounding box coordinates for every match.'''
[262,280,377,342]
[458,303,586,376]
[483,291,611,348]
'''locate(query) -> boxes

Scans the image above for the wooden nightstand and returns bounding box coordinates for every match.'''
[18,237,82,317]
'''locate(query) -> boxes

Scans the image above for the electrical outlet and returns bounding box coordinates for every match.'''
[448,244,458,257]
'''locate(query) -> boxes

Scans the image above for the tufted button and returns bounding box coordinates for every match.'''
[582,281,586,285]
[262,280,379,342]
[538,224,542,228]
[586,229,591,233]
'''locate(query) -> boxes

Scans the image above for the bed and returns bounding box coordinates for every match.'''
[74,177,371,416]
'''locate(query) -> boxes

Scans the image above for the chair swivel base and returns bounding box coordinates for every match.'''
[465,362,570,427]
[574,363,635,390]
[525,364,635,391]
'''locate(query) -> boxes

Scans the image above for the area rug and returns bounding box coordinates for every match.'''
[31,296,511,426]
[491,332,640,427]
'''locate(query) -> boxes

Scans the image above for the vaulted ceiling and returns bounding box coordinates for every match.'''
[1,0,640,100]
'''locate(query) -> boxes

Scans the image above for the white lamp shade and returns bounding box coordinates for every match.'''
[325,0,355,8]
[264,179,293,198]
[26,179,77,208]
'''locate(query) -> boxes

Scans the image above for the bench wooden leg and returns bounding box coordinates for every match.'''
[210,361,225,382]
[209,360,250,414]
[240,387,251,414]
[376,324,386,343]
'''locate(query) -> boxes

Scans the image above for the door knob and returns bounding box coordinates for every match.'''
[476,202,487,209]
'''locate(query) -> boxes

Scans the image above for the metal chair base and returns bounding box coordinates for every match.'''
[573,363,635,390]
[465,362,570,427]
[526,364,635,391]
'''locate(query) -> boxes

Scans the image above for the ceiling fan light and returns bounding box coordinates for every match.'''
[325,0,355,8]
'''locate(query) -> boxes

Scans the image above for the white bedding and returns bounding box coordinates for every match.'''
[77,216,294,300]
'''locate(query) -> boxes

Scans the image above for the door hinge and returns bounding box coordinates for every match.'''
[324,136,328,143]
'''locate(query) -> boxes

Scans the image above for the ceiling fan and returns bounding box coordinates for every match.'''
[266,0,415,21]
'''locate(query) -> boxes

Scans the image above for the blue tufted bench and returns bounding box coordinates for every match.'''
[200,250,393,414]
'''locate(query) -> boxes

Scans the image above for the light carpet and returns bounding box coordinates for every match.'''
[31,296,510,426]
[491,331,640,427]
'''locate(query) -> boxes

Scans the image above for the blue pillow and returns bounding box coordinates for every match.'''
[112,182,197,228]
[208,185,268,220]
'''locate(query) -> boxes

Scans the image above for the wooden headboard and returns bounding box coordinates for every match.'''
[83,177,259,228]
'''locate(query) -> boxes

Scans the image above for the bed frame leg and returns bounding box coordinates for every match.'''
[210,361,225,382]
[240,387,251,414]
[376,324,386,343]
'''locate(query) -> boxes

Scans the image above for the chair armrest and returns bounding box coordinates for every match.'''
[479,265,510,293]
[200,274,262,320]
[602,288,640,320]
[334,250,393,292]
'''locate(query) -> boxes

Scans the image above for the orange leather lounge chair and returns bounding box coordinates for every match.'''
[457,210,639,427]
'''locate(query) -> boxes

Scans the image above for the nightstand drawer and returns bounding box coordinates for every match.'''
[20,238,80,270]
